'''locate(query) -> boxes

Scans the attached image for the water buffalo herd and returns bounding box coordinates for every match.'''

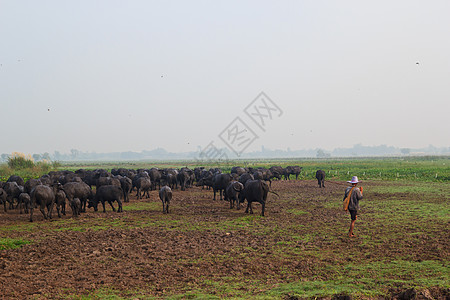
[0,165,326,220]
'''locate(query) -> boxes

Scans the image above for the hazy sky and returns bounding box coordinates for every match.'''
[1,0,449,155]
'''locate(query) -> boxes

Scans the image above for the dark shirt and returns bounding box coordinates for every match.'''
[343,186,363,210]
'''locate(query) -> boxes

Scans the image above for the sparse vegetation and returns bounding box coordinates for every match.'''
[0,238,31,250]
[0,157,448,299]
[0,152,60,182]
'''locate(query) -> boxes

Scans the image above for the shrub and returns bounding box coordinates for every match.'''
[7,152,35,169]
[0,153,60,181]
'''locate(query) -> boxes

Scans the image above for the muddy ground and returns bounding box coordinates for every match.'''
[0,180,448,299]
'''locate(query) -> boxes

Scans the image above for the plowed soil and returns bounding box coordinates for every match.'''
[0,180,448,299]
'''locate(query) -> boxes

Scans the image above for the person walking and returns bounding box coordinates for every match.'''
[343,176,363,237]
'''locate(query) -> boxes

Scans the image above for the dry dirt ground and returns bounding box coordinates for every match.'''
[0,180,448,299]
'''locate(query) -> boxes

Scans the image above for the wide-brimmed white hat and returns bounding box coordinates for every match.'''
[347,176,361,184]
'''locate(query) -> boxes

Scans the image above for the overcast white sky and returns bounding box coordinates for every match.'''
[1,0,449,155]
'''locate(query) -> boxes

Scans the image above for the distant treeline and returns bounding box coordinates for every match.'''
[1,144,449,162]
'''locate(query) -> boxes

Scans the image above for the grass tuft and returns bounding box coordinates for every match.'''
[0,238,31,250]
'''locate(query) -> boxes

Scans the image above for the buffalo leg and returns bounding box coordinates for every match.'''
[245,201,252,214]
[81,199,86,213]
[48,202,54,219]
[40,205,47,219]
[56,205,61,218]
[108,200,116,212]
[245,202,253,214]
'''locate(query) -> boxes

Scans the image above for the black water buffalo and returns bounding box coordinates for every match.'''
[239,180,270,216]
[136,177,151,199]
[39,174,53,186]
[55,189,67,217]
[149,168,162,190]
[89,185,123,213]
[212,173,232,201]
[225,181,244,209]
[269,166,284,180]
[284,166,302,180]
[316,170,325,188]
[165,173,177,189]
[253,168,274,187]
[118,176,132,202]
[162,169,178,189]
[24,178,42,194]
[231,167,247,176]
[79,170,96,188]
[194,167,205,182]
[253,171,263,180]
[132,171,150,192]
[196,170,214,190]
[159,186,172,213]
[188,169,195,188]
[30,185,56,222]
[238,173,254,186]
[4,182,22,210]
[58,173,81,185]
[161,169,178,189]
[0,188,7,212]
[90,169,111,188]
[209,168,222,174]
[69,197,81,216]
[96,176,121,189]
[7,175,24,187]
[196,175,213,190]
[62,182,93,213]
[177,168,191,191]
[18,193,31,214]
